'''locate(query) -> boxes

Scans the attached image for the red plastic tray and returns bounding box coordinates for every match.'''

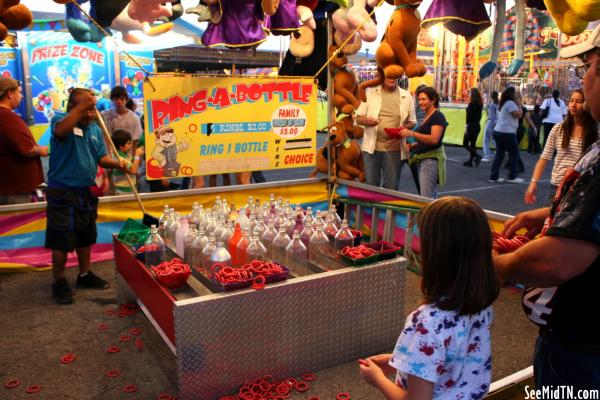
[362,241,404,260]
[211,263,289,292]
[383,127,404,138]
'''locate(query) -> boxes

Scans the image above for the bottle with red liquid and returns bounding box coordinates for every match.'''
[236,228,251,266]
[228,223,242,266]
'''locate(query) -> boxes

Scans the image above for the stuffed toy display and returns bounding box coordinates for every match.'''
[359,0,426,101]
[421,0,491,41]
[310,121,365,182]
[346,0,378,42]
[479,0,506,79]
[329,44,361,116]
[507,0,525,76]
[339,114,364,139]
[290,0,318,58]
[544,0,600,36]
[0,0,33,41]
[332,7,363,54]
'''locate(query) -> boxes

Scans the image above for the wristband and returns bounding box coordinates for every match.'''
[530,178,537,183]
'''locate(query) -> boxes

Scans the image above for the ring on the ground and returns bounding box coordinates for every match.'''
[26,385,41,393]
[308,397,321,400]
[119,335,131,342]
[295,381,309,392]
[123,384,137,393]
[129,328,142,335]
[107,346,120,353]
[106,369,121,377]
[98,323,108,330]
[158,394,172,400]
[60,353,76,364]
[301,373,316,381]
[336,392,351,400]
[4,379,21,388]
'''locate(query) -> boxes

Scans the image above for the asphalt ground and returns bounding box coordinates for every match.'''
[1,142,547,399]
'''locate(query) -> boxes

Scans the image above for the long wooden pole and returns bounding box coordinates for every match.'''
[94,109,147,215]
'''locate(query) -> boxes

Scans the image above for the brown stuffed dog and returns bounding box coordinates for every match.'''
[359,0,426,101]
[339,115,364,140]
[310,121,365,182]
[329,45,362,116]
[0,0,33,41]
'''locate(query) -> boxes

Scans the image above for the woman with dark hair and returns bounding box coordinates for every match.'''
[399,86,448,198]
[463,88,483,167]
[525,89,598,204]
[540,89,567,146]
[489,86,524,183]
[482,90,499,162]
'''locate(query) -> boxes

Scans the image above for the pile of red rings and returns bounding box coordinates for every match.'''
[340,245,377,259]
[211,260,286,290]
[218,373,338,400]
[151,258,191,288]
[492,232,530,254]
[135,244,160,253]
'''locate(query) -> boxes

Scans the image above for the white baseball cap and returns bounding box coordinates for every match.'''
[560,24,600,59]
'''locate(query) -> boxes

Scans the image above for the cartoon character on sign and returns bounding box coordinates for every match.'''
[150,125,190,177]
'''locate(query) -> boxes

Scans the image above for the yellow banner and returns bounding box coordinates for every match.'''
[143,75,317,179]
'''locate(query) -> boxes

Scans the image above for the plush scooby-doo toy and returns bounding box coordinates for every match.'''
[310,121,365,182]
[359,0,426,102]
[0,0,33,42]
[339,114,364,140]
[329,45,362,116]
[544,0,600,36]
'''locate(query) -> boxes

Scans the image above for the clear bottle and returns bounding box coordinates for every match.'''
[285,230,307,274]
[202,234,217,269]
[292,213,304,235]
[158,205,170,239]
[236,207,251,232]
[183,225,197,265]
[166,208,179,249]
[300,220,315,253]
[329,205,342,229]
[210,240,232,267]
[188,203,200,230]
[191,226,209,268]
[253,214,268,239]
[246,232,267,261]
[260,221,278,259]
[303,206,314,225]
[313,210,325,230]
[212,215,226,240]
[309,226,330,266]
[196,204,206,228]
[175,217,189,257]
[334,219,354,251]
[271,226,291,265]
[212,196,222,214]
[236,228,252,266]
[323,213,339,246]
[144,224,165,267]
[220,220,234,244]
[204,212,216,235]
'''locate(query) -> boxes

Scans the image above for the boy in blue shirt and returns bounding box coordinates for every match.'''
[47,88,126,304]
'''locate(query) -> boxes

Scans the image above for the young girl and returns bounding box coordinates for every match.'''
[482,91,499,162]
[525,89,598,204]
[463,87,483,167]
[360,197,499,399]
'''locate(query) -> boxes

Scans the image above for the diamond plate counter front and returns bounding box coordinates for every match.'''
[173,258,406,400]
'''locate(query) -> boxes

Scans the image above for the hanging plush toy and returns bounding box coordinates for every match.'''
[110,4,175,44]
[128,0,173,23]
[359,0,426,101]
[507,0,525,76]
[480,0,506,79]
[544,0,600,36]
[53,0,130,42]
[0,0,33,41]
[329,44,361,116]
[290,0,318,58]
[421,0,491,41]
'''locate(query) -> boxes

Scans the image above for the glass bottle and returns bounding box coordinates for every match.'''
[300,220,315,252]
[144,224,165,267]
[253,214,268,239]
[212,196,222,214]
[202,234,217,269]
[309,226,330,266]
[191,226,209,268]
[158,205,170,239]
[323,213,339,246]
[183,225,197,265]
[212,215,226,240]
[188,203,200,230]
[236,206,251,231]
[236,228,252,266]
[313,210,325,230]
[166,208,179,249]
[285,230,307,274]
[204,212,216,235]
[334,219,354,251]
[260,221,278,259]
[246,232,267,261]
[292,213,304,235]
[210,240,232,267]
[271,226,291,265]
[175,217,189,257]
[303,206,314,225]
[228,223,243,266]
[329,205,342,228]
[220,220,234,244]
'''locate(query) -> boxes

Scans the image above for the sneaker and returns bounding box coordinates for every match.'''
[76,271,110,290]
[52,278,74,304]
[481,158,490,162]
[488,178,505,183]
[507,177,525,183]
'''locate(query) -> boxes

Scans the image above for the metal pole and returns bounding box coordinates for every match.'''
[554,30,562,88]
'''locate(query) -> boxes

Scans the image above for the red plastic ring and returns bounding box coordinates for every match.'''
[336,393,351,400]
[107,346,121,353]
[4,379,21,388]
[98,323,108,331]
[119,335,131,342]
[123,384,137,393]
[301,373,316,381]
[158,394,173,400]
[295,381,309,392]
[308,398,321,400]
[26,385,41,394]
[129,328,142,336]
[60,353,76,364]
[106,369,121,378]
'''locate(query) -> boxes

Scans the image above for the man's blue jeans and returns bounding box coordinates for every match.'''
[534,334,600,391]
[363,151,402,190]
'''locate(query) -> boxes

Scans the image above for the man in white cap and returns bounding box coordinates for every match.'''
[493,24,600,390]
[0,77,48,205]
